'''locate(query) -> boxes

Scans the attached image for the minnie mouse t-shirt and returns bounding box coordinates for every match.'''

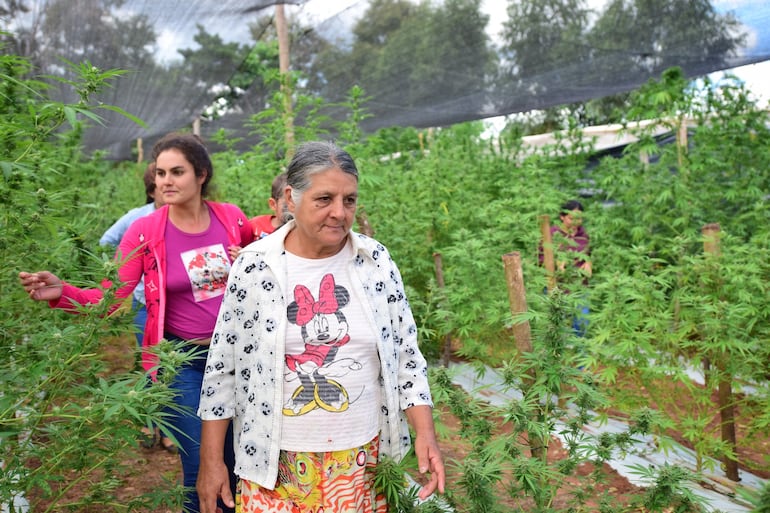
[281,242,381,452]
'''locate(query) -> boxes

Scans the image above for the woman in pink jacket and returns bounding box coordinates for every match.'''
[19,132,254,513]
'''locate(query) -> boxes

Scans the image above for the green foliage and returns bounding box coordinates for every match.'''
[626,463,708,512]
[3,34,770,512]
[356,67,770,511]
[0,51,183,511]
[374,451,448,513]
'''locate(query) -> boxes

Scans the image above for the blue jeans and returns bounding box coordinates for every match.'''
[163,336,236,513]
[132,299,147,348]
[572,304,589,338]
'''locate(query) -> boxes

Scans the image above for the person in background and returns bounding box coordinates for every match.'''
[196,141,445,513]
[248,171,292,239]
[99,162,177,453]
[19,132,254,513]
[539,199,592,336]
[100,162,162,350]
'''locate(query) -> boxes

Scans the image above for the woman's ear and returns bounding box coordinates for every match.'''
[285,186,295,212]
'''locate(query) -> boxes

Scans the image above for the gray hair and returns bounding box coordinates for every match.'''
[286,141,358,204]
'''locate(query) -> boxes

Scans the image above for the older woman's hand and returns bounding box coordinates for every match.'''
[198,419,235,513]
[406,405,446,499]
[19,271,63,302]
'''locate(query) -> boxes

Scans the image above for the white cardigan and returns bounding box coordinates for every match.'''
[198,221,433,488]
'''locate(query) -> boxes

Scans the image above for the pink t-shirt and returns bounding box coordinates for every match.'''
[164,215,231,340]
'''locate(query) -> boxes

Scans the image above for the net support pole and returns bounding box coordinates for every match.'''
[275,3,295,155]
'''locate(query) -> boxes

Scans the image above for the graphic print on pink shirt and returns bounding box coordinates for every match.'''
[180,243,230,302]
[284,273,361,417]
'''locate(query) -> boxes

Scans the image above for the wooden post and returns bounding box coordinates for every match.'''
[355,205,374,237]
[702,223,720,256]
[433,252,453,367]
[539,215,556,291]
[676,117,688,167]
[275,3,295,155]
[136,137,143,163]
[702,223,739,482]
[502,252,533,355]
[192,117,200,136]
[502,251,545,460]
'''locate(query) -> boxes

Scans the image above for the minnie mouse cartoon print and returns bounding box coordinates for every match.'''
[284,273,363,416]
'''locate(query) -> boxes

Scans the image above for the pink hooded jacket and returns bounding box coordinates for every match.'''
[50,201,254,374]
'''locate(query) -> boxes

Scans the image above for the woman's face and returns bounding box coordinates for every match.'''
[286,166,358,258]
[560,208,583,231]
[155,148,206,206]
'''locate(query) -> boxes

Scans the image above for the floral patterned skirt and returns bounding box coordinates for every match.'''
[236,436,388,513]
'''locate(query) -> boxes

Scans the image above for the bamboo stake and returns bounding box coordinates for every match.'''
[433,252,452,367]
[539,215,556,291]
[702,223,739,482]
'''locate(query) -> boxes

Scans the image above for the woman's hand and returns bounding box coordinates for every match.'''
[227,245,242,261]
[406,405,446,500]
[198,419,235,513]
[197,458,233,513]
[19,271,63,301]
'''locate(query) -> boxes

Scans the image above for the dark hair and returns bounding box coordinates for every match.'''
[286,141,358,203]
[143,162,156,203]
[560,199,584,215]
[271,172,288,201]
[151,133,213,197]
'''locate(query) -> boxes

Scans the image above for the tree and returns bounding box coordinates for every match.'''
[0,0,35,58]
[307,0,416,105]
[313,0,495,128]
[37,0,156,73]
[497,0,746,131]
[174,23,274,119]
[499,0,591,90]
[589,0,744,79]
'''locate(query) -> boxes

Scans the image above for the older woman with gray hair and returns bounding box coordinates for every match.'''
[197,141,444,513]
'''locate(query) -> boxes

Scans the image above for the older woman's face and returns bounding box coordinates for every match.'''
[287,166,358,258]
